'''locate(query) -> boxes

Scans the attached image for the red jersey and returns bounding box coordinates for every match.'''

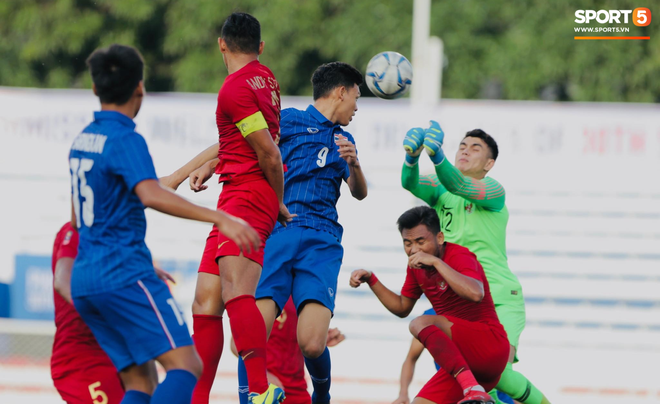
[267,298,310,404]
[51,223,113,377]
[216,60,281,183]
[401,242,501,325]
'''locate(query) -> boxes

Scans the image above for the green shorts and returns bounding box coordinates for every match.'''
[494,294,526,362]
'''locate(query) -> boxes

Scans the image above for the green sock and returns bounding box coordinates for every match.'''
[495,363,551,404]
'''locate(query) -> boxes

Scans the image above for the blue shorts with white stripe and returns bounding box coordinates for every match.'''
[73,272,192,371]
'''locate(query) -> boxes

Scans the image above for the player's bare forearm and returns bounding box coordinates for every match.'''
[347,164,368,200]
[401,162,441,206]
[168,143,218,187]
[70,199,77,230]
[135,179,261,252]
[408,251,484,302]
[433,260,484,303]
[434,159,505,211]
[246,129,285,204]
[54,257,74,304]
[370,282,415,318]
[259,152,285,204]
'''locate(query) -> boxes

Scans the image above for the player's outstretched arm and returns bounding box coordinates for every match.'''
[408,252,484,303]
[433,159,505,211]
[245,129,295,226]
[401,127,444,206]
[160,143,218,190]
[134,179,261,253]
[392,338,425,404]
[349,269,416,318]
[53,257,75,304]
[187,158,219,193]
[337,136,367,200]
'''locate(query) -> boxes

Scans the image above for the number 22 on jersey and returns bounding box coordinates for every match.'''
[70,157,95,228]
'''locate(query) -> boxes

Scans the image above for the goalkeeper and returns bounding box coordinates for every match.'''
[401,122,551,404]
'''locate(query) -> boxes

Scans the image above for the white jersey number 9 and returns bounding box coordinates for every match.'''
[317,147,329,168]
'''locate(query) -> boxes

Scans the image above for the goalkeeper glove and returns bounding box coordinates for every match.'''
[423,120,445,165]
[403,127,425,165]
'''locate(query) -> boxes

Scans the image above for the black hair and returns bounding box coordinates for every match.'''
[463,129,499,160]
[221,12,261,54]
[397,206,441,235]
[311,62,364,100]
[86,44,144,105]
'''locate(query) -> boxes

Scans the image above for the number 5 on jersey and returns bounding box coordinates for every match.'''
[70,157,95,228]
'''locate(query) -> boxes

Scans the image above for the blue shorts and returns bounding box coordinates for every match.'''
[256,227,343,314]
[73,273,193,371]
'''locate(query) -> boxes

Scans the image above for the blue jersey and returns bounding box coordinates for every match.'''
[68,111,158,297]
[271,105,355,241]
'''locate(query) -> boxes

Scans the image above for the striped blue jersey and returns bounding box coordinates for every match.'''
[68,111,158,297]
[271,105,355,241]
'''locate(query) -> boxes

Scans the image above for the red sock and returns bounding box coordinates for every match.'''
[417,325,479,394]
[226,295,268,394]
[191,314,224,404]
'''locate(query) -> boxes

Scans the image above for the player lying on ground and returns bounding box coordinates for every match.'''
[392,308,514,404]
[350,206,509,404]
[232,297,346,404]
[69,43,260,404]
[161,12,293,404]
[401,122,550,404]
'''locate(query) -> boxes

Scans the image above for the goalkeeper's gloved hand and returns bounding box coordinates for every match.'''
[403,127,425,165]
[423,120,445,165]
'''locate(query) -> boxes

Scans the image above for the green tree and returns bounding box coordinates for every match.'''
[0,0,658,102]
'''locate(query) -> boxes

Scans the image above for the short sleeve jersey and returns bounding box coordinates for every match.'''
[50,223,112,377]
[270,106,354,241]
[69,111,157,297]
[401,242,500,325]
[215,60,281,183]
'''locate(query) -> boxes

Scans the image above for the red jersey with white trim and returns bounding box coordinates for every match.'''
[216,60,281,183]
[267,298,310,404]
[51,223,113,377]
[401,242,501,325]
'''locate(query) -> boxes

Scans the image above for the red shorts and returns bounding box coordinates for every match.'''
[271,369,311,404]
[199,179,278,273]
[417,316,509,404]
[53,364,124,404]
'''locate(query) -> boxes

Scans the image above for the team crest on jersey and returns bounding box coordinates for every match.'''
[63,230,73,245]
[438,280,448,291]
[465,203,474,214]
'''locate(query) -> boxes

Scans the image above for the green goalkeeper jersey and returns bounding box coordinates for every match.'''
[401,159,522,303]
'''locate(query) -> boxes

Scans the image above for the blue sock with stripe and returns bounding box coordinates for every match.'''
[238,356,249,404]
[304,347,331,404]
[121,390,151,404]
[150,369,197,403]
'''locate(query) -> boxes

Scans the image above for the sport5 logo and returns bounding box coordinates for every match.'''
[575,8,651,26]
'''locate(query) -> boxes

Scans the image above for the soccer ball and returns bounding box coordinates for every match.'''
[365,51,413,99]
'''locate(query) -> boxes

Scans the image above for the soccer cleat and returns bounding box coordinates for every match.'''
[457,390,495,404]
[248,383,286,404]
[423,120,446,165]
